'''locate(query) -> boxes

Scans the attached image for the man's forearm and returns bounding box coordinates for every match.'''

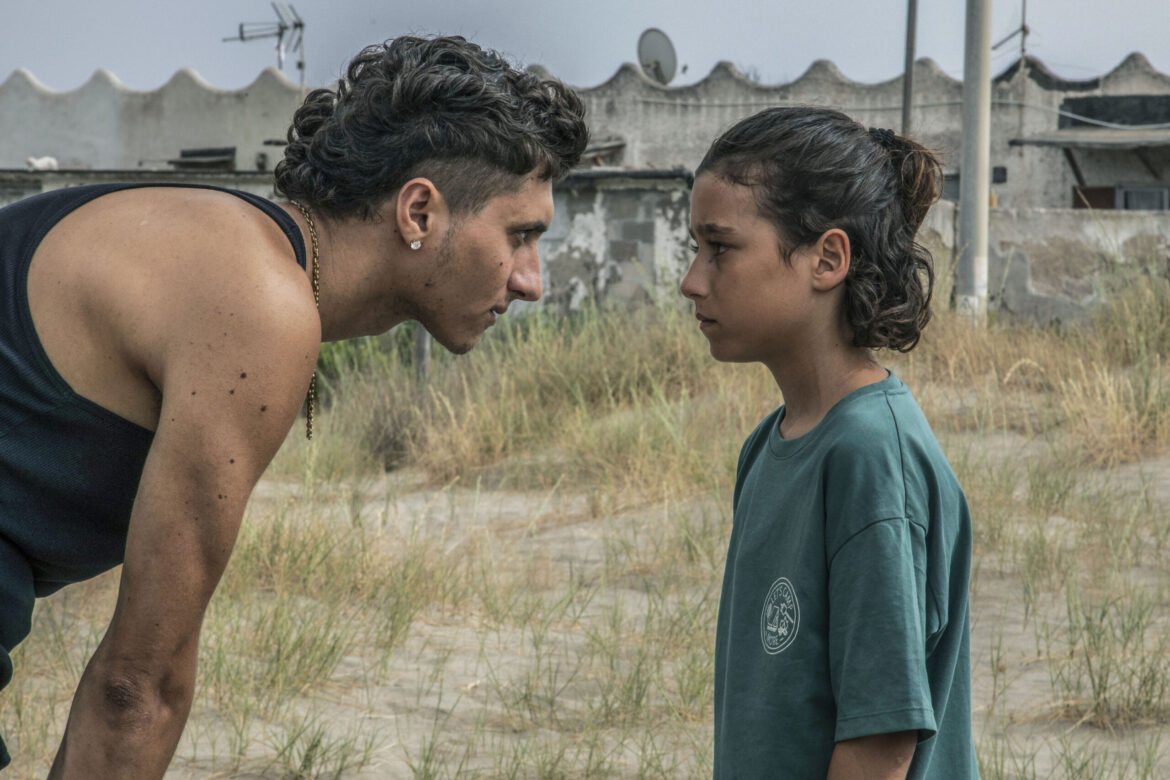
[49,655,193,780]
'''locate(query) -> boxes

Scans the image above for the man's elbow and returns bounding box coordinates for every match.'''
[91,668,195,735]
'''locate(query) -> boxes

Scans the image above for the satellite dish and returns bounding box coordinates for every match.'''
[637,28,677,85]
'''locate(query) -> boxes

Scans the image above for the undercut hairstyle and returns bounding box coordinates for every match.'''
[697,106,943,352]
[275,35,589,220]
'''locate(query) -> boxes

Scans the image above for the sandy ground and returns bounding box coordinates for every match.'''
[5,443,1168,778]
[182,451,1170,776]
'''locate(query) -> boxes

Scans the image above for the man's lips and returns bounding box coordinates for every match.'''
[487,304,508,326]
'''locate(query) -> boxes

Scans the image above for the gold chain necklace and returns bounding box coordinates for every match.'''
[291,200,320,440]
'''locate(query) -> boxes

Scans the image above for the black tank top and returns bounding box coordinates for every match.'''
[0,184,307,745]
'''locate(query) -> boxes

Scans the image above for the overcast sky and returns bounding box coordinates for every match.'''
[2,0,1168,92]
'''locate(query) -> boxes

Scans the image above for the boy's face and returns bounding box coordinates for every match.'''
[681,173,819,368]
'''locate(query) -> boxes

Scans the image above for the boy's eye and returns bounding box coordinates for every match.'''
[689,240,729,256]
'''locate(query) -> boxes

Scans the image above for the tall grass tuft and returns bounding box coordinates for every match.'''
[3,255,1168,776]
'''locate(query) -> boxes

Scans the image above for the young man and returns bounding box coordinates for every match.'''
[0,35,587,776]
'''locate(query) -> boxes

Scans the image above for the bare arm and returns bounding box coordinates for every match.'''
[826,731,917,780]
[48,229,318,778]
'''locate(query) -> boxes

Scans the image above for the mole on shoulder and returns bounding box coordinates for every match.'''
[240,372,247,379]
[229,389,235,395]
[260,405,268,412]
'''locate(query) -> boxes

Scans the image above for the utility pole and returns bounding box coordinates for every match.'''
[902,0,918,135]
[957,0,992,322]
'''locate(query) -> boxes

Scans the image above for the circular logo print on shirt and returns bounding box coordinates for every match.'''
[760,577,800,655]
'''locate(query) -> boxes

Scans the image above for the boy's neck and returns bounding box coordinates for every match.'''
[769,348,888,439]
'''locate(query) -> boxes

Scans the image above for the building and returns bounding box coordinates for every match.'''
[2,54,1168,319]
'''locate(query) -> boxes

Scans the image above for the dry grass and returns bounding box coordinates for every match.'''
[2,262,1168,777]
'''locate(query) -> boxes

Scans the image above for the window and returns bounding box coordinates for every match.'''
[1118,186,1169,211]
[940,167,1007,203]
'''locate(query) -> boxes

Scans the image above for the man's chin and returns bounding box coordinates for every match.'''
[432,329,482,356]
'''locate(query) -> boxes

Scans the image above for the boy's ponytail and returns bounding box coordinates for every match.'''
[881,131,943,236]
[860,128,942,351]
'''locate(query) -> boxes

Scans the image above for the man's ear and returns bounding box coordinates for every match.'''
[396,178,449,246]
[810,228,851,292]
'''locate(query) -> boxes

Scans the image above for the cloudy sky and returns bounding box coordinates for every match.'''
[2,0,1167,92]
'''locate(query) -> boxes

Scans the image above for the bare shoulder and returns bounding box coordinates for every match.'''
[87,187,317,377]
[131,188,318,340]
[28,186,319,436]
[122,188,322,468]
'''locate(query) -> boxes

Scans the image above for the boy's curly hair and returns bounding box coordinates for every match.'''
[275,35,589,219]
[697,106,942,352]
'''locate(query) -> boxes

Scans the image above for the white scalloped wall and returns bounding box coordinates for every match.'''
[574,53,1170,172]
[0,67,302,170]
[2,53,1166,187]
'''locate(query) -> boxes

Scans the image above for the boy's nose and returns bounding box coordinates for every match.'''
[679,259,704,299]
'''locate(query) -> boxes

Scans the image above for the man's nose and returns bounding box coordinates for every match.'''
[510,248,543,301]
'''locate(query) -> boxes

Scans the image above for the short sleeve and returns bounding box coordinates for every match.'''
[828,517,937,743]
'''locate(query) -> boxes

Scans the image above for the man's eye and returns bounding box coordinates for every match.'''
[689,241,699,253]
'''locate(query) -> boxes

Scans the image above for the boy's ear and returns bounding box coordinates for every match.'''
[395,178,449,246]
[810,228,851,292]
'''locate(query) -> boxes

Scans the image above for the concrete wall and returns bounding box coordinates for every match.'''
[542,170,692,310]
[0,169,277,207]
[3,169,1165,324]
[0,168,693,314]
[987,206,1170,320]
[3,54,1167,208]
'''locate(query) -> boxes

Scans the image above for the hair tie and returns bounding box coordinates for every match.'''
[868,127,896,148]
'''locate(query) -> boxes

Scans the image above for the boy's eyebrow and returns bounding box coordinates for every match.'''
[693,222,736,237]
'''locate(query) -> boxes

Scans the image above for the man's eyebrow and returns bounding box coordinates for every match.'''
[510,220,549,234]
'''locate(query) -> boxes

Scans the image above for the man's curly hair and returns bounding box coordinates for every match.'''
[275,35,588,219]
[698,107,943,353]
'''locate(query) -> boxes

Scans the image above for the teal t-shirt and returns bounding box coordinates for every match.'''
[713,372,978,778]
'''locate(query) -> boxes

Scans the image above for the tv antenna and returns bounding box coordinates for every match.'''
[637,28,677,85]
[992,0,1029,62]
[224,2,305,86]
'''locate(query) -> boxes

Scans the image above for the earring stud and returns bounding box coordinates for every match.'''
[409,240,422,250]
